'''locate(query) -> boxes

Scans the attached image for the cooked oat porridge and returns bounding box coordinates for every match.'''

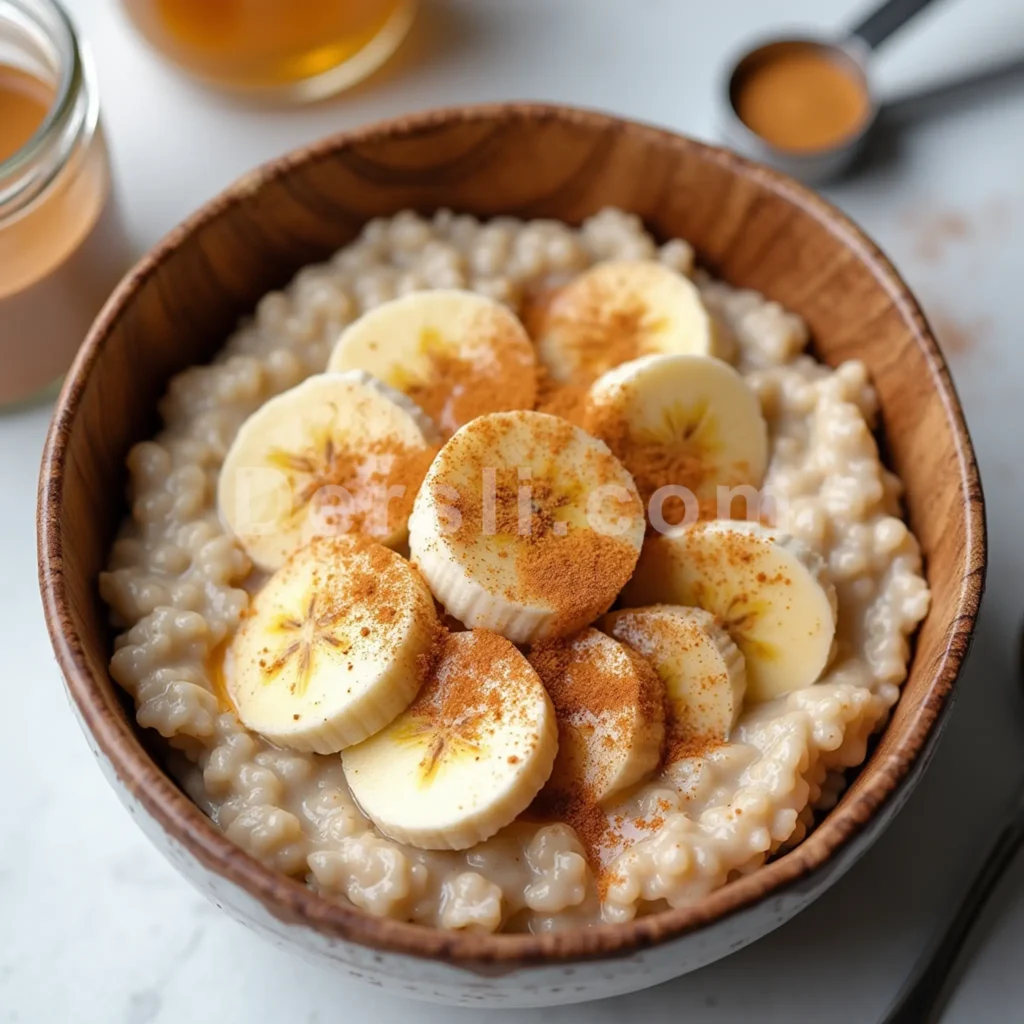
[100,208,931,932]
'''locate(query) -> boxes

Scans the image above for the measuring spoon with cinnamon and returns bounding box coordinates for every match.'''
[720,0,944,183]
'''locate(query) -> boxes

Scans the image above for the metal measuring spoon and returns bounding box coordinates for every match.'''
[878,624,1024,1023]
[720,0,944,183]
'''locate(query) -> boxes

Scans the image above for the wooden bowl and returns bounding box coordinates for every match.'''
[37,104,985,1008]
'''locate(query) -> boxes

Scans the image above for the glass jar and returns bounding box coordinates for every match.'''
[0,0,132,408]
[120,0,418,100]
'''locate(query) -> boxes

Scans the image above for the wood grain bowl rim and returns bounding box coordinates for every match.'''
[37,103,985,970]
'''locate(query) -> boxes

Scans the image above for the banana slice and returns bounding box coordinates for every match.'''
[602,605,745,758]
[534,260,723,385]
[408,410,645,644]
[226,535,441,754]
[584,354,768,521]
[218,371,439,572]
[529,628,665,805]
[327,290,538,437]
[343,629,557,850]
[619,522,837,702]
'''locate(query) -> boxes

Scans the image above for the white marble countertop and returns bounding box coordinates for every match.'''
[5,0,1024,1020]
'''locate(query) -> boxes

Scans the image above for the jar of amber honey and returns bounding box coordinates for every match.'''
[120,0,417,99]
[0,0,131,407]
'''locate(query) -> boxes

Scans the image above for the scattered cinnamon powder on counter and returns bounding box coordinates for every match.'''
[927,307,992,358]
[902,207,972,264]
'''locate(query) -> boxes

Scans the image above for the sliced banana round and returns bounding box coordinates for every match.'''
[602,605,745,756]
[408,410,646,644]
[534,260,724,385]
[226,535,441,754]
[327,290,538,437]
[529,628,665,805]
[620,521,837,702]
[343,629,558,851]
[584,353,768,518]
[217,371,439,572]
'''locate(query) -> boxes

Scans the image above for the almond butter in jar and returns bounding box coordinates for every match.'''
[0,0,131,408]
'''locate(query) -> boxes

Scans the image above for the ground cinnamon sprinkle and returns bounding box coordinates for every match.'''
[528,630,666,888]
[534,363,589,427]
[519,280,562,340]
[526,276,656,428]
[413,609,449,686]
[294,537,433,635]
[667,731,722,764]
[542,278,658,381]
[605,608,731,776]
[275,430,439,542]
[404,630,507,735]
[527,787,675,900]
[585,399,705,521]
[447,413,642,636]
[531,631,656,722]
[394,629,540,779]
[679,525,779,600]
[395,315,537,437]
[526,786,616,877]
[236,536,441,702]
[633,814,665,831]
[584,390,756,529]
[520,528,639,637]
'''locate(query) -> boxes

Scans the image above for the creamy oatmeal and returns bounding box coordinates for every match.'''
[100,208,930,932]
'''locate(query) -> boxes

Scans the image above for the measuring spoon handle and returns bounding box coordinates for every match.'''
[849,0,947,50]
[879,781,1024,1024]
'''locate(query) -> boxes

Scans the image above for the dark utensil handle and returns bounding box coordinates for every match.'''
[880,784,1024,1024]
[848,0,946,50]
